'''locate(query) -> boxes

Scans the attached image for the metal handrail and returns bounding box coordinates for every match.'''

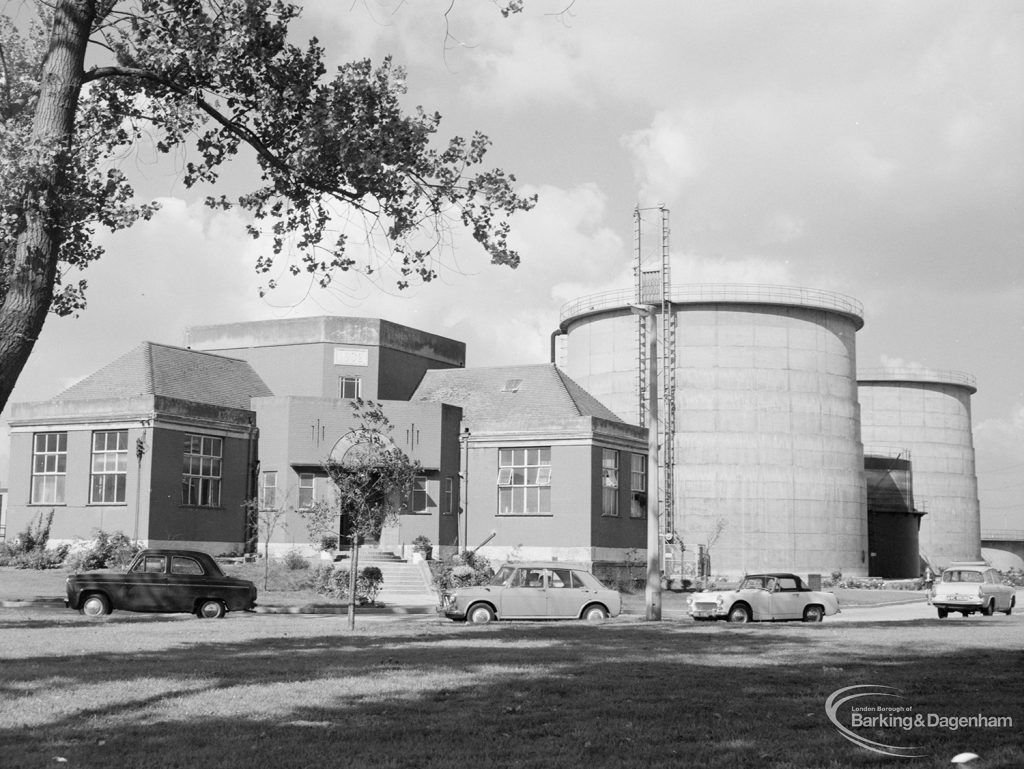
[857,368,977,389]
[980,530,1024,541]
[559,283,864,325]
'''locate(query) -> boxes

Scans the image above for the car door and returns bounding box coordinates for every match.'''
[168,555,208,612]
[499,567,548,618]
[767,577,806,620]
[985,569,1011,611]
[123,554,168,611]
[546,568,586,618]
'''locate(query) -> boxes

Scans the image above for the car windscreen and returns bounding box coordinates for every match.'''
[489,566,516,586]
[942,570,983,583]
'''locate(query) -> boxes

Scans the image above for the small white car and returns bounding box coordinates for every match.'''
[929,562,1015,618]
[441,562,621,623]
[687,573,840,623]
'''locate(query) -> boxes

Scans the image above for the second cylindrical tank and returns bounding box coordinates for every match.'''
[857,370,981,568]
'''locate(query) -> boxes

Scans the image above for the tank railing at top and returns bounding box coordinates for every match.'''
[857,368,976,389]
[980,530,1024,542]
[863,446,912,461]
[559,283,864,324]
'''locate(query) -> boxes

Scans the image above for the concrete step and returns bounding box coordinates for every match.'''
[340,555,437,601]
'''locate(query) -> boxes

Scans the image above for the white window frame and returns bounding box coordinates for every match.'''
[31,432,67,505]
[496,447,552,515]
[411,476,429,513]
[630,453,647,519]
[338,376,362,400]
[298,472,315,509]
[602,449,619,517]
[182,434,222,507]
[443,477,454,515]
[90,430,128,504]
[259,470,278,509]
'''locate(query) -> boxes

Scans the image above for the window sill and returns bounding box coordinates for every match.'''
[495,513,554,517]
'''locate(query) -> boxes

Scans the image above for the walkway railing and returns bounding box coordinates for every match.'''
[981,530,1024,542]
[559,283,864,325]
[858,368,977,389]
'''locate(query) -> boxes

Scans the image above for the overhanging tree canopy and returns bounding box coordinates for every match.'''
[0,0,534,411]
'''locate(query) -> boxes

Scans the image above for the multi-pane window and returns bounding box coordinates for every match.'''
[601,449,619,517]
[298,473,315,508]
[410,476,428,513]
[182,434,222,507]
[497,447,551,515]
[443,477,454,515]
[90,430,128,504]
[339,376,361,399]
[31,432,67,504]
[630,453,647,519]
[259,471,278,509]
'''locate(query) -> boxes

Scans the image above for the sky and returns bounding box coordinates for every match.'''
[1,0,1021,530]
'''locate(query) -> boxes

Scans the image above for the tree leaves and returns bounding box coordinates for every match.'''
[3,0,535,314]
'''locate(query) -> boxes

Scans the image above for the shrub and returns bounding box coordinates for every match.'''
[65,530,141,572]
[311,564,382,604]
[358,566,384,604]
[412,535,431,553]
[1001,568,1024,587]
[281,549,310,571]
[435,551,494,591]
[824,570,843,588]
[312,563,342,595]
[319,535,339,551]
[2,511,67,569]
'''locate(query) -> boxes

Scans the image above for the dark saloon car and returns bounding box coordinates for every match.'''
[66,549,257,618]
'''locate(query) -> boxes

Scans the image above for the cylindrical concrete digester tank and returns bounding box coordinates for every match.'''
[857,369,981,568]
[558,284,868,577]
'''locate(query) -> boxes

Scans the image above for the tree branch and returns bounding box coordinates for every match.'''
[82,64,368,208]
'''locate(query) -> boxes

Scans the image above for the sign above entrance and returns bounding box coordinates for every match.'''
[334,347,369,366]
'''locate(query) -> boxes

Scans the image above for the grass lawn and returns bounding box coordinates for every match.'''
[0,603,1020,769]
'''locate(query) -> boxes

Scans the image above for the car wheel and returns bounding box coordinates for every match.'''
[80,593,111,617]
[197,599,226,619]
[727,604,751,623]
[467,604,495,624]
[1004,597,1015,616]
[937,608,948,619]
[802,605,824,623]
[583,604,608,621]
[980,600,994,617]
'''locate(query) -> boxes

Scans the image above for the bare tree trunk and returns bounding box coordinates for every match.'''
[0,0,94,412]
[347,533,360,631]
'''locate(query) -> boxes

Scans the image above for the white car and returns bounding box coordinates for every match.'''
[687,573,840,623]
[929,562,1015,618]
[441,562,621,623]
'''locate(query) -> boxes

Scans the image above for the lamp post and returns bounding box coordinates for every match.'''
[630,304,662,621]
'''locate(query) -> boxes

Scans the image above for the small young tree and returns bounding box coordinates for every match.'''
[243,498,289,592]
[321,399,420,630]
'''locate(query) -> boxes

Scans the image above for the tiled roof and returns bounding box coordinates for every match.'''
[413,364,622,425]
[55,342,273,410]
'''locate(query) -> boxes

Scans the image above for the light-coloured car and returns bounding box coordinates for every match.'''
[929,562,1015,618]
[687,573,840,623]
[441,562,621,623]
